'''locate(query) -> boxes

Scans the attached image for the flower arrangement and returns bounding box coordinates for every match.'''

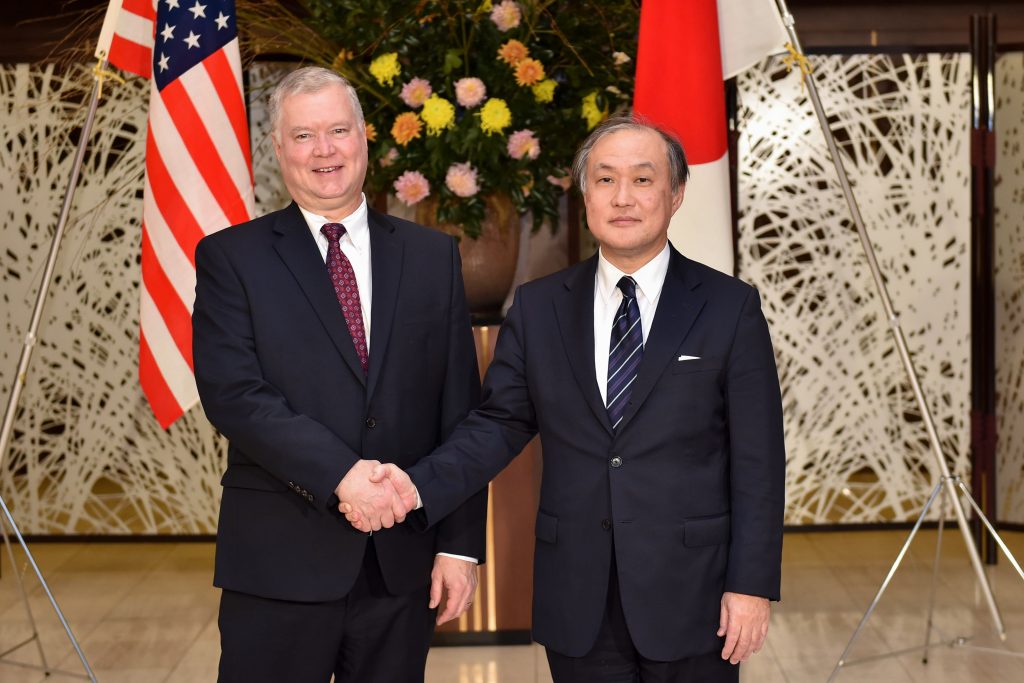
[238,0,639,237]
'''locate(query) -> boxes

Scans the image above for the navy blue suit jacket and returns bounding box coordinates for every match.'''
[193,202,485,603]
[408,246,785,660]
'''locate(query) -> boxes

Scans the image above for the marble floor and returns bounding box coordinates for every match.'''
[1,530,1023,682]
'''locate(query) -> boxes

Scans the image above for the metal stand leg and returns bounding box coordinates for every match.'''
[922,485,948,664]
[826,482,944,683]
[826,476,1024,681]
[0,515,49,673]
[957,480,1024,585]
[0,494,97,681]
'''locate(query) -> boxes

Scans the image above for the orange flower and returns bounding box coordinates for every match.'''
[364,122,377,142]
[497,39,529,66]
[391,112,422,146]
[514,58,546,87]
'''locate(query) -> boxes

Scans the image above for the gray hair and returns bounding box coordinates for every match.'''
[571,115,689,194]
[268,66,365,139]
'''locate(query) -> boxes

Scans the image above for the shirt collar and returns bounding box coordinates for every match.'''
[298,193,370,252]
[596,242,671,303]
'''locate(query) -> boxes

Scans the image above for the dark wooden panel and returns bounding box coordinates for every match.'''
[788,1,1024,48]
[3,2,1024,65]
[435,323,542,635]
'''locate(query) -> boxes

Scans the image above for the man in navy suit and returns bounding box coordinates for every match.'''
[349,116,786,682]
[192,66,485,683]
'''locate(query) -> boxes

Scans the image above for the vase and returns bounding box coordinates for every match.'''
[416,194,521,322]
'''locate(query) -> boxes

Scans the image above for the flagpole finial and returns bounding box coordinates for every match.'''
[92,57,126,100]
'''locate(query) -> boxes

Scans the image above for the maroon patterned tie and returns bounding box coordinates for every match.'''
[321,223,368,374]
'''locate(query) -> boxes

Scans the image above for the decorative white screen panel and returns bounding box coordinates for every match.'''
[0,55,981,532]
[736,53,972,524]
[0,63,289,533]
[995,52,1024,524]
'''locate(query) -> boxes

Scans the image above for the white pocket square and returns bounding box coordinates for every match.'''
[677,354,701,361]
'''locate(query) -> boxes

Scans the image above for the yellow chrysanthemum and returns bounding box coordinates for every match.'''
[369,52,401,86]
[531,79,557,103]
[478,98,512,136]
[497,39,529,66]
[479,0,493,10]
[420,94,456,136]
[391,112,423,146]
[581,92,607,131]
[514,58,546,87]
[364,122,377,142]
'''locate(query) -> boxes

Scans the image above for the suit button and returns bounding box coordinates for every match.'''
[610,456,622,468]
[366,417,377,428]
[601,519,611,530]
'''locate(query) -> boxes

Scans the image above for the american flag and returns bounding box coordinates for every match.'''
[99,0,255,428]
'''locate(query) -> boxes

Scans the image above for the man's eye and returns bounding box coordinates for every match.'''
[635,177,651,184]
[596,177,613,184]
[333,128,348,135]
[295,133,311,140]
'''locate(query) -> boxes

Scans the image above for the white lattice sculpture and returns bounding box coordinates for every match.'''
[737,53,972,524]
[995,52,1024,525]
[0,53,1004,532]
[0,64,290,533]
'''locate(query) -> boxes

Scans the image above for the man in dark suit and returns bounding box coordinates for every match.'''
[192,66,485,683]
[350,116,786,682]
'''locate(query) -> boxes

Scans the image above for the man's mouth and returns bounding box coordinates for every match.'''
[313,166,341,174]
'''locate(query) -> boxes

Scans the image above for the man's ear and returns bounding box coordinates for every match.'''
[671,183,686,214]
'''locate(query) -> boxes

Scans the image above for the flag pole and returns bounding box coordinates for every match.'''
[0,56,106,683]
[768,0,1024,677]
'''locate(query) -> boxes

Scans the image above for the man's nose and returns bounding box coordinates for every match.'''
[312,133,334,156]
[612,182,634,206]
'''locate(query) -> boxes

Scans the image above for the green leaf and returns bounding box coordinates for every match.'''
[443,49,464,75]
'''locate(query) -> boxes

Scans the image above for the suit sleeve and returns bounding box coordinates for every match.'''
[407,286,539,528]
[193,235,359,509]
[723,286,786,601]
[431,240,488,560]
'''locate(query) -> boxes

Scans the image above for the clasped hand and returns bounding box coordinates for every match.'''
[335,461,416,532]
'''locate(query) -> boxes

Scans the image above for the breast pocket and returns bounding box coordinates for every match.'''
[671,355,723,375]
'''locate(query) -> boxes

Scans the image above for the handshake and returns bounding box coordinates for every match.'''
[333,460,418,533]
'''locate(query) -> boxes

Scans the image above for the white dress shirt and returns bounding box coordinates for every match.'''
[299,195,373,351]
[303,197,477,563]
[593,243,670,405]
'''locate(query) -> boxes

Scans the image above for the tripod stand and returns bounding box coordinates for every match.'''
[826,476,1024,681]
[0,61,106,682]
[769,0,1024,679]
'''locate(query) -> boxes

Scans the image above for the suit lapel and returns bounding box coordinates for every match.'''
[272,203,366,386]
[616,247,706,433]
[554,256,614,436]
[366,209,402,402]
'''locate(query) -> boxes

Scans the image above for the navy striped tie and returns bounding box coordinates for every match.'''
[607,276,643,430]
